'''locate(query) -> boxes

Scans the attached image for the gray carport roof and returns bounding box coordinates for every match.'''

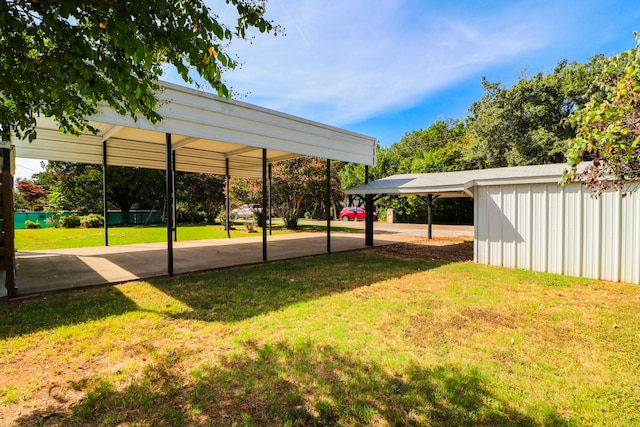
[11,80,377,175]
[344,163,583,198]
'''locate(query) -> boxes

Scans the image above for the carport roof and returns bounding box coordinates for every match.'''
[345,163,585,198]
[11,81,377,177]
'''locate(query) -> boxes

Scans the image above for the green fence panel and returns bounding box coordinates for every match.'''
[14,210,164,229]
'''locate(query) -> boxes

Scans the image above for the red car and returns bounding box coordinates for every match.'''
[339,206,378,221]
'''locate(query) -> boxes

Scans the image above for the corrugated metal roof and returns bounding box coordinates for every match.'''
[11,81,377,177]
[345,163,588,197]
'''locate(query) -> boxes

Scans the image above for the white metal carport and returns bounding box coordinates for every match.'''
[6,81,377,297]
[13,81,376,175]
[346,163,640,284]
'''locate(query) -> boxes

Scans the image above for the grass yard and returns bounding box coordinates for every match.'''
[14,224,294,251]
[1,240,639,426]
[14,223,360,251]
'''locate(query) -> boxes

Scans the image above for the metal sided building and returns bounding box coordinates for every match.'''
[346,163,640,285]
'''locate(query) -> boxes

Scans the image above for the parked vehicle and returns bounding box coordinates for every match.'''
[338,206,378,221]
[231,204,261,220]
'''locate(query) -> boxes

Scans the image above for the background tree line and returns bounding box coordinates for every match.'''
[340,53,611,223]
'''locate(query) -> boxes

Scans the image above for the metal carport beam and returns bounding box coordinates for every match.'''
[101,125,123,142]
[226,146,259,158]
[172,136,200,150]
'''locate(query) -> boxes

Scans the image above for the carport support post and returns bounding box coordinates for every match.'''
[262,149,267,261]
[0,131,16,298]
[416,194,435,240]
[427,193,433,240]
[165,133,174,276]
[103,141,108,246]
[326,158,331,254]
[172,150,177,242]
[226,158,230,239]
[365,165,374,246]
[268,163,272,236]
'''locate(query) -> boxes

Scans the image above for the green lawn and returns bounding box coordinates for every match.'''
[1,244,638,426]
[15,223,361,251]
[14,224,295,251]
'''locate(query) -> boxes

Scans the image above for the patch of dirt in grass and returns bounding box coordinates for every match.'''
[372,238,474,262]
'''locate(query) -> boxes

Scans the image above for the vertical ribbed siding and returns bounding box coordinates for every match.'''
[488,186,503,266]
[563,185,583,277]
[531,184,548,273]
[474,186,487,264]
[620,192,640,283]
[583,188,602,280]
[475,182,639,284]
[547,185,564,275]
[501,186,516,268]
[515,185,531,269]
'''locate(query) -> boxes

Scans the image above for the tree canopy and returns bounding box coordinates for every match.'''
[566,34,640,196]
[230,157,343,229]
[340,120,475,223]
[37,162,165,214]
[1,0,277,141]
[465,58,605,168]
[36,161,224,223]
[16,178,47,211]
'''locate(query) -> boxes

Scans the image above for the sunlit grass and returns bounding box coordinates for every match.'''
[1,248,638,425]
[15,224,294,251]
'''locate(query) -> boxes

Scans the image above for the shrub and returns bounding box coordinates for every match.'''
[45,211,60,228]
[80,214,104,228]
[24,220,41,229]
[253,211,266,228]
[283,215,299,230]
[216,209,230,228]
[205,213,218,224]
[60,214,81,228]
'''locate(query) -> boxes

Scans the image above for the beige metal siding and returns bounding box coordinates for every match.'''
[475,182,640,284]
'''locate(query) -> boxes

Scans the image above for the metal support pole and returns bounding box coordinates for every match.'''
[103,141,108,247]
[427,193,433,240]
[326,158,331,253]
[365,165,374,246]
[172,150,177,242]
[226,158,230,239]
[262,149,267,261]
[415,194,437,240]
[1,142,17,298]
[268,163,272,236]
[166,133,174,276]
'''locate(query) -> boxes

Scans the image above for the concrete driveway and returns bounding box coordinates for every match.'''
[8,223,473,297]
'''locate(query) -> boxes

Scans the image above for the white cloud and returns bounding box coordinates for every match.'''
[213,0,562,126]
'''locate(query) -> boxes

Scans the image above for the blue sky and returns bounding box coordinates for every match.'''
[216,0,639,146]
[15,0,640,178]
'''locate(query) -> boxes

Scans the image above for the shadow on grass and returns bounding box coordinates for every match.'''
[148,245,467,323]
[13,339,569,426]
[0,242,471,339]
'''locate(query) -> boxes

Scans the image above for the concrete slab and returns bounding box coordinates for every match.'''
[11,224,473,296]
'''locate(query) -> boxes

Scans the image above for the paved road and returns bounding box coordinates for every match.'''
[302,220,474,238]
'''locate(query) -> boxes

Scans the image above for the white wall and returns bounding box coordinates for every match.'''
[474,182,640,284]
